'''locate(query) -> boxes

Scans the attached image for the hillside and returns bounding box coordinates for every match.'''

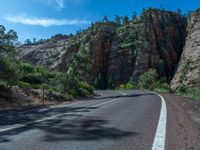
[18,8,187,89]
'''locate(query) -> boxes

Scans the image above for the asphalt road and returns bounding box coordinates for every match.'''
[0,90,162,150]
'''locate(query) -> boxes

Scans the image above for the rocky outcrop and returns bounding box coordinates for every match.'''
[132,9,186,82]
[18,9,187,89]
[105,9,186,87]
[106,25,138,88]
[171,9,200,88]
[18,36,70,69]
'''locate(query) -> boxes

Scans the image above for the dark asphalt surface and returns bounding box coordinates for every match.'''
[0,90,161,150]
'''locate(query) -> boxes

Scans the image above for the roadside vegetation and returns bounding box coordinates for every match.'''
[0,25,93,105]
[117,69,171,92]
[117,69,200,101]
[18,62,93,99]
[175,70,200,100]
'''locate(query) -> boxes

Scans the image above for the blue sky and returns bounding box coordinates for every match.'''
[0,0,200,42]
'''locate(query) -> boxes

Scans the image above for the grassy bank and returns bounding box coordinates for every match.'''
[117,69,200,101]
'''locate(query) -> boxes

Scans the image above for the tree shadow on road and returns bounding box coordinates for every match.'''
[0,106,137,144]
[0,106,94,127]
[42,117,136,142]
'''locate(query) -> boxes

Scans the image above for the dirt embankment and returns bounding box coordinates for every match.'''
[0,87,68,111]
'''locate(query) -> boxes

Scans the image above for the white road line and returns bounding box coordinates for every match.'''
[0,97,123,133]
[0,114,62,133]
[92,98,121,107]
[151,94,167,150]
[0,124,26,133]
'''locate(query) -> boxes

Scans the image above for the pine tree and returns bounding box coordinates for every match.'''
[115,15,121,25]
[123,16,129,25]
[103,16,109,22]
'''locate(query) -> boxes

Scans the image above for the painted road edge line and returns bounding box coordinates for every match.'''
[151,94,167,150]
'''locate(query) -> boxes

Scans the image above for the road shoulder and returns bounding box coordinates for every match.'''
[161,93,200,150]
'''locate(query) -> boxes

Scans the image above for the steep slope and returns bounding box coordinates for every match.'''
[18,9,187,89]
[171,9,200,88]
[132,9,186,82]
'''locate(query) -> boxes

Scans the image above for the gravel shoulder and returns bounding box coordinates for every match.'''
[161,93,200,150]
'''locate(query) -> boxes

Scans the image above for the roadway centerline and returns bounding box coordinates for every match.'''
[0,97,124,133]
[0,114,69,133]
[92,97,122,107]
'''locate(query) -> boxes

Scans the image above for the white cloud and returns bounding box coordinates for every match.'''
[5,15,90,27]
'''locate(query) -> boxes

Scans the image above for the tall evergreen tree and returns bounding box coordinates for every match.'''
[24,39,32,45]
[132,12,137,21]
[0,25,19,86]
[115,15,121,25]
[103,16,109,22]
[123,16,129,25]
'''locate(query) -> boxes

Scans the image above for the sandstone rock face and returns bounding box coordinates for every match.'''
[18,36,69,69]
[92,9,186,88]
[171,10,200,88]
[132,9,186,82]
[18,9,187,89]
[106,26,137,88]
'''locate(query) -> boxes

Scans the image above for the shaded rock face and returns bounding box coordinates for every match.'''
[18,9,187,89]
[105,9,186,88]
[106,26,138,88]
[132,9,186,82]
[171,10,200,88]
[84,23,116,89]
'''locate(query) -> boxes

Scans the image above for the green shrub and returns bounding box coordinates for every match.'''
[78,87,92,97]
[18,81,30,88]
[68,88,79,98]
[117,82,137,90]
[175,85,200,101]
[192,89,200,100]
[0,80,9,90]
[138,69,158,90]
[36,66,56,80]
[177,85,189,94]
[21,73,43,84]
[66,81,94,98]
[29,84,43,89]
[154,82,171,92]
[0,58,20,85]
[120,42,133,49]
[64,95,74,101]
[19,62,35,74]
[78,81,94,94]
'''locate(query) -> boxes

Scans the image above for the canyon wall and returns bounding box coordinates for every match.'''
[171,9,200,88]
[18,9,187,89]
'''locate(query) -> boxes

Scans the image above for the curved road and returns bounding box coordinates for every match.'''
[0,90,165,150]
